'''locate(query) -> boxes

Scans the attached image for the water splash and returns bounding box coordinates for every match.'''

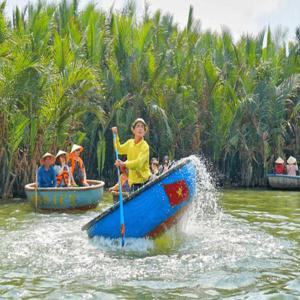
[91,236,154,254]
[174,155,222,238]
[189,154,220,217]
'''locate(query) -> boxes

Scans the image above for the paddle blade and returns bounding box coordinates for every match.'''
[121,224,125,247]
[121,223,125,235]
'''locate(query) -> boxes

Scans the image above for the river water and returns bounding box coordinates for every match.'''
[0,158,299,299]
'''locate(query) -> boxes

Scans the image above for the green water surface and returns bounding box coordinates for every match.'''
[0,190,299,299]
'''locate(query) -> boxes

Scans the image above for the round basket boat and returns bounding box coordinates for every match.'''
[267,174,300,190]
[25,180,105,211]
[82,157,197,239]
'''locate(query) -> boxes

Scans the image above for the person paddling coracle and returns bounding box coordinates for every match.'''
[112,118,151,192]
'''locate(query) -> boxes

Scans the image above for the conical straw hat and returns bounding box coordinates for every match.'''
[275,157,284,164]
[40,152,55,165]
[71,144,83,153]
[42,152,55,159]
[55,150,67,158]
[287,156,297,164]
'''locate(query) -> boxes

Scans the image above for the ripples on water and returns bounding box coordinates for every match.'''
[0,155,299,299]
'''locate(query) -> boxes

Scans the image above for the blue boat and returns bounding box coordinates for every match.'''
[267,174,300,190]
[25,180,105,210]
[82,158,197,238]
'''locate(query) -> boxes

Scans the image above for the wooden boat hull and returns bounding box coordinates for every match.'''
[267,174,300,190]
[25,180,105,210]
[82,158,197,238]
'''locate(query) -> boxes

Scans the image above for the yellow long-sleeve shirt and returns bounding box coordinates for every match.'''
[116,136,151,186]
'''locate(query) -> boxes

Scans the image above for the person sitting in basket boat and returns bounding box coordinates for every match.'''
[68,144,89,187]
[286,156,298,176]
[274,157,286,175]
[112,118,151,192]
[54,150,76,187]
[150,157,159,175]
[108,164,130,203]
[158,155,174,175]
[149,157,160,180]
[37,153,57,188]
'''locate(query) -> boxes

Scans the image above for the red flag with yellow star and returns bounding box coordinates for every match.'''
[163,180,189,207]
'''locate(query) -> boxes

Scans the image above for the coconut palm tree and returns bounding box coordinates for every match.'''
[1,1,300,198]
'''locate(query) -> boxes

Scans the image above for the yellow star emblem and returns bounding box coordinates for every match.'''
[176,187,183,197]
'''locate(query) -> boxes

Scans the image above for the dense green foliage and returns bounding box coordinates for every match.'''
[0,0,300,198]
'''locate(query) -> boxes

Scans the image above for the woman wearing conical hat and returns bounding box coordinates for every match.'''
[286,156,298,176]
[274,157,285,175]
[54,150,76,187]
[68,144,88,186]
[112,118,151,192]
[37,153,57,188]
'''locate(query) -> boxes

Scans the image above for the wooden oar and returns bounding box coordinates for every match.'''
[113,132,125,247]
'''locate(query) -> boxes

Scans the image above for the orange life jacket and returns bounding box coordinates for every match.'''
[57,166,69,186]
[111,173,129,192]
[69,154,84,175]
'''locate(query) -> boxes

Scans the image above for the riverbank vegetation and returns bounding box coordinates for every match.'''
[1,0,300,199]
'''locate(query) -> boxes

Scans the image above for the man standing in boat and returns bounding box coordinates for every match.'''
[112,118,151,192]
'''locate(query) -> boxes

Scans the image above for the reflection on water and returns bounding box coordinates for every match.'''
[0,157,299,299]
